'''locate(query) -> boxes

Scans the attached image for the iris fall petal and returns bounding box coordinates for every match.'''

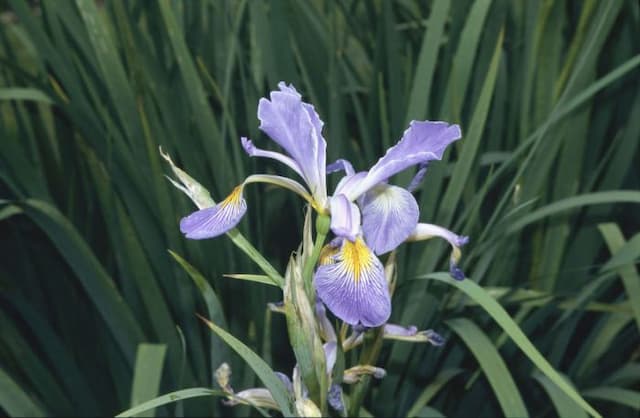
[180,186,247,239]
[314,238,391,327]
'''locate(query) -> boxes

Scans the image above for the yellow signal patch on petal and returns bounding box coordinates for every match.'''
[221,185,244,208]
[341,238,375,283]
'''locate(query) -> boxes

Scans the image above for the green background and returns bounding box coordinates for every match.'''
[0,0,638,416]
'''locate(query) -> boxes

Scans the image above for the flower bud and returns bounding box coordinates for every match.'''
[160,147,214,209]
[225,388,279,411]
[343,365,387,384]
[295,398,322,417]
[214,362,233,393]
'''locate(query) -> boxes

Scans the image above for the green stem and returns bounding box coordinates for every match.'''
[348,328,385,416]
[302,214,330,300]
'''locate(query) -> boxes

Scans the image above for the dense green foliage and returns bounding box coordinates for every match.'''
[1,0,638,416]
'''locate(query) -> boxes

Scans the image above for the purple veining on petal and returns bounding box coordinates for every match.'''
[341,121,462,200]
[179,186,247,239]
[361,184,420,254]
[257,82,327,204]
[329,194,361,242]
[314,238,391,327]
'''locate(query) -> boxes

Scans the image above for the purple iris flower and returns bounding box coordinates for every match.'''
[179,82,468,328]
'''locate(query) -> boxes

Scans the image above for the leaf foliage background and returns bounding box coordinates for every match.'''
[0,0,638,416]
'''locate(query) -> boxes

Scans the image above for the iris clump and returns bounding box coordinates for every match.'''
[178,82,468,328]
[164,82,469,415]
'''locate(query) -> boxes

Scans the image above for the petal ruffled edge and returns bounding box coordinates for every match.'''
[341,121,461,200]
[257,82,327,206]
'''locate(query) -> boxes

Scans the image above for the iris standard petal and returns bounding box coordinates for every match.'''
[329,194,361,242]
[341,121,461,200]
[361,184,420,254]
[180,186,247,239]
[314,238,391,327]
[257,82,327,205]
[334,171,368,197]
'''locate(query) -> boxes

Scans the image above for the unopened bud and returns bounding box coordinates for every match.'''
[295,398,322,417]
[225,388,279,411]
[159,147,214,209]
[343,365,386,384]
[214,362,233,393]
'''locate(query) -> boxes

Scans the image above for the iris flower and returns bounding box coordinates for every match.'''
[179,82,468,328]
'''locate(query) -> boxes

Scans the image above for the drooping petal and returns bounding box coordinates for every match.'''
[406,223,469,280]
[329,194,361,242]
[406,162,429,192]
[328,384,345,413]
[257,82,327,205]
[314,238,391,327]
[383,324,445,346]
[384,323,418,337]
[275,372,293,395]
[244,174,315,209]
[315,299,337,342]
[241,137,304,178]
[341,121,462,200]
[361,184,419,254]
[327,159,355,176]
[323,341,337,375]
[179,186,247,239]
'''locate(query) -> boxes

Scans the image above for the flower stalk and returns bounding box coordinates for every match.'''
[302,214,331,300]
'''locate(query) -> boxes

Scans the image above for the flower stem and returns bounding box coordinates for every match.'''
[302,214,330,302]
[348,327,385,416]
